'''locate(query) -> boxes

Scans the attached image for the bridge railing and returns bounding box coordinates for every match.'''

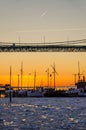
[0,39,86,46]
[0,39,86,52]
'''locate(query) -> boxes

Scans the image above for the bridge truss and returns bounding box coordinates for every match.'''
[0,39,86,52]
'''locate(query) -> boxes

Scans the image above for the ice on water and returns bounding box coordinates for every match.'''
[0,98,86,130]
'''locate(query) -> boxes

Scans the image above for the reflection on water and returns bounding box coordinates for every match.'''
[0,94,5,98]
[0,98,86,130]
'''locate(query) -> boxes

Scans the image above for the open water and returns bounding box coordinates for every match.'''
[0,98,86,130]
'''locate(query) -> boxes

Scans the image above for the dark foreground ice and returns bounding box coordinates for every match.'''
[0,97,86,130]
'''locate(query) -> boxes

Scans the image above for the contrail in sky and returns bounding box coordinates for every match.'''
[41,11,47,17]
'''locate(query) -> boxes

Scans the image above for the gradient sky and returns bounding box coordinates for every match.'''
[0,52,86,88]
[0,0,86,42]
[0,0,86,88]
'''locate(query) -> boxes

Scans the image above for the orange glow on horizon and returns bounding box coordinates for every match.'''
[0,52,86,90]
[0,74,74,88]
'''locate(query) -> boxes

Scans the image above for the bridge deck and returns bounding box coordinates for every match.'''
[0,39,86,52]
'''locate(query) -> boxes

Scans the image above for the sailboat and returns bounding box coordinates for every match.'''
[27,88,44,97]
[27,71,44,97]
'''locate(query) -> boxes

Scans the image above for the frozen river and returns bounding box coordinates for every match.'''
[0,98,86,130]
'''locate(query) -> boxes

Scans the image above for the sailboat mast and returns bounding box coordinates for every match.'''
[18,74,19,90]
[10,66,12,87]
[78,61,80,82]
[47,68,49,87]
[10,66,12,103]
[34,71,36,91]
[51,63,57,90]
[21,62,23,90]
[53,63,56,90]
[46,68,49,87]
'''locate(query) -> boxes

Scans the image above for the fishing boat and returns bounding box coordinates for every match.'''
[27,87,44,97]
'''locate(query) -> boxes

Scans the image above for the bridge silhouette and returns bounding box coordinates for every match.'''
[0,39,86,52]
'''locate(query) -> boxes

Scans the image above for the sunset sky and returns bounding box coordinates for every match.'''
[0,52,86,88]
[0,0,86,88]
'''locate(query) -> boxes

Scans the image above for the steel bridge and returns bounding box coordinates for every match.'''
[0,39,86,52]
